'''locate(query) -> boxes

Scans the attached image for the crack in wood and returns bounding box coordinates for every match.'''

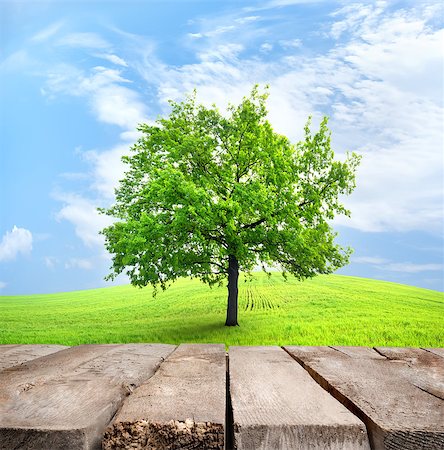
[225,352,235,450]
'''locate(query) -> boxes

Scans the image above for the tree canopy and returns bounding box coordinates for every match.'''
[100,86,361,325]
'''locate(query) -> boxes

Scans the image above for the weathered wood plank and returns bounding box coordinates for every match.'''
[374,347,444,400]
[424,348,444,359]
[229,346,370,450]
[332,346,386,359]
[0,344,67,371]
[103,344,226,450]
[285,346,444,450]
[0,344,175,450]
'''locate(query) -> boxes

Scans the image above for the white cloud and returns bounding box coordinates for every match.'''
[260,42,273,52]
[352,256,443,274]
[93,84,146,129]
[120,130,143,141]
[279,38,302,49]
[31,21,64,42]
[246,0,324,11]
[377,263,443,274]
[204,25,236,38]
[235,16,261,25]
[186,12,262,43]
[82,144,130,200]
[65,258,93,270]
[0,50,32,72]
[55,194,112,247]
[58,171,89,181]
[324,4,444,233]
[197,43,244,62]
[329,3,383,40]
[55,140,141,244]
[352,256,389,265]
[188,26,236,39]
[268,0,324,5]
[0,281,6,290]
[57,32,110,49]
[95,53,128,67]
[41,45,148,251]
[44,256,58,269]
[44,65,147,129]
[0,226,33,262]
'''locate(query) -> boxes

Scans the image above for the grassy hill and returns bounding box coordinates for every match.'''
[0,273,442,347]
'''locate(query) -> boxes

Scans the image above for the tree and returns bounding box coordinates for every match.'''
[99,86,361,326]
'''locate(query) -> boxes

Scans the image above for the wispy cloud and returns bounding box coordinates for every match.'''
[267,0,325,5]
[43,65,147,129]
[55,194,112,248]
[0,50,32,72]
[245,0,325,12]
[377,263,443,273]
[0,226,33,262]
[352,256,443,274]
[65,258,93,270]
[57,32,110,49]
[95,53,128,67]
[279,38,302,49]
[44,256,58,269]
[352,256,389,265]
[82,145,130,200]
[260,42,273,52]
[0,281,6,290]
[186,11,264,43]
[39,31,149,251]
[235,16,261,25]
[31,21,64,42]
[188,25,236,39]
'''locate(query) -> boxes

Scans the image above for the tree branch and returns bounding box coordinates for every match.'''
[242,217,267,230]
[213,128,234,160]
[297,178,335,208]
[190,260,226,270]
[235,121,250,182]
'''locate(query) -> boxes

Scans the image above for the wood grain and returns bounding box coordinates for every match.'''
[230,346,370,450]
[374,347,444,400]
[285,346,444,450]
[425,348,444,359]
[103,344,226,450]
[0,344,67,371]
[0,344,175,450]
[332,346,386,359]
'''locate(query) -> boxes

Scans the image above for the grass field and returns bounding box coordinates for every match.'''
[0,273,442,347]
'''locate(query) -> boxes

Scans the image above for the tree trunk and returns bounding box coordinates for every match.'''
[225,254,239,326]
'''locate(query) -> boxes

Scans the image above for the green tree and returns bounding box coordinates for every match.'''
[99,86,361,326]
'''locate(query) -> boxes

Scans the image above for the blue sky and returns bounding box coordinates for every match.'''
[0,0,443,295]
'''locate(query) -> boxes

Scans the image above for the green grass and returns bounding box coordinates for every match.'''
[0,274,442,347]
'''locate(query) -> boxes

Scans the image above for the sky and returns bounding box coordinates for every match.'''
[0,0,443,295]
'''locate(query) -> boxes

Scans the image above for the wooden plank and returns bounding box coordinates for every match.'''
[0,344,175,450]
[374,347,444,400]
[376,346,442,362]
[229,346,370,450]
[332,346,386,359]
[103,344,226,450]
[282,345,335,358]
[424,348,444,358]
[285,346,444,450]
[0,344,67,371]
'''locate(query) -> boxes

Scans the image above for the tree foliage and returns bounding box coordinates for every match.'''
[100,86,360,305]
